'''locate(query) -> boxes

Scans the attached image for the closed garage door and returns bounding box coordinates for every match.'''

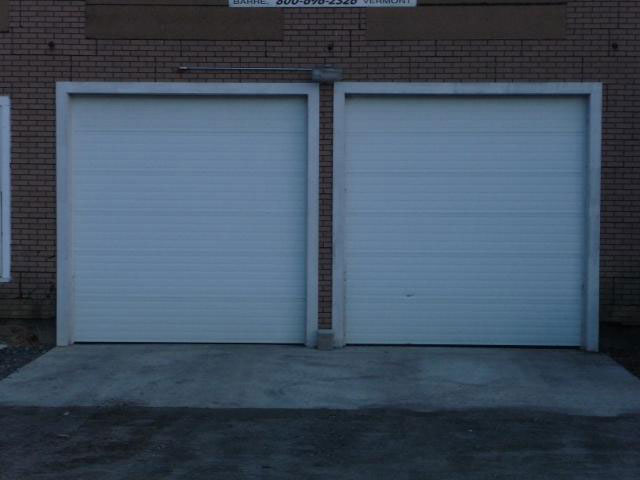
[341,94,590,346]
[64,90,314,343]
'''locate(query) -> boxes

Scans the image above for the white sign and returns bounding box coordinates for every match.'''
[229,0,416,7]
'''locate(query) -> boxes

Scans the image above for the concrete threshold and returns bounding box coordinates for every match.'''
[0,344,639,416]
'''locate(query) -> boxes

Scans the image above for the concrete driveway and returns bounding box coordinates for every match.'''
[2,345,640,480]
[1,344,639,415]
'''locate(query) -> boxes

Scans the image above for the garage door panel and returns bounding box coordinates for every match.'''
[346,275,583,292]
[76,179,305,198]
[348,214,582,233]
[346,331,582,347]
[347,305,581,344]
[347,181,584,214]
[348,296,580,309]
[347,242,583,256]
[70,94,308,343]
[347,236,584,252]
[347,244,583,258]
[345,95,587,130]
[344,95,587,346]
[75,132,306,150]
[74,190,304,212]
[75,231,304,250]
[346,308,583,331]
[347,286,582,300]
[346,257,584,288]
[75,277,304,292]
[346,258,582,276]
[347,143,585,171]
[73,95,306,130]
[347,181,583,203]
[348,200,584,215]
[75,299,305,316]
[347,173,583,189]
[75,276,305,295]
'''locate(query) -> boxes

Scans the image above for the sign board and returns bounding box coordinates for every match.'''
[229,0,416,7]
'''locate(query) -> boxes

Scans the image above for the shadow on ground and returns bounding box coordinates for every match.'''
[1,325,639,479]
[601,323,640,378]
[1,407,639,480]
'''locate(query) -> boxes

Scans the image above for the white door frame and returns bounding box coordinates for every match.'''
[0,97,10,282]
[57,82,320,347]
[332,82,603,351]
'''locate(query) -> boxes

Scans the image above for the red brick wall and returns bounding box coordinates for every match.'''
[0,1,638,328]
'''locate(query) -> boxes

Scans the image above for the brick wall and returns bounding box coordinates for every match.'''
[0,0,638,329]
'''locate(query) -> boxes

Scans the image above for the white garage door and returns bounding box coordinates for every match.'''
[343,95,588,346]
[68,94,309,343]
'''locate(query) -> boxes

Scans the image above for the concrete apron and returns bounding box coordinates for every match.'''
[0,345,639,416]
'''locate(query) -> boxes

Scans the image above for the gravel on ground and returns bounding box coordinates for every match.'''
[1,406,640,480]
[606,349,640,379]
[601,323,640,379]
[0,345,52,381]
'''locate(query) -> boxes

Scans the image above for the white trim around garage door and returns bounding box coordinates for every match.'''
[0,96,10,282]
[56,82,320,347]
[332,82,602,352]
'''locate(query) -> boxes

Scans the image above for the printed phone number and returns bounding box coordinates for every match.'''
[275,0,358,4]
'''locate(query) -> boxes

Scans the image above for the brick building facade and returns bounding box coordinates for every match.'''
[0,1,638,343]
